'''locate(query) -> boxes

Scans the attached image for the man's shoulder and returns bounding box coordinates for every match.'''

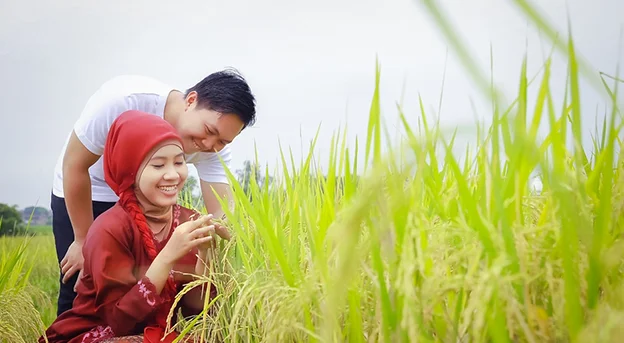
[73,75,174,154]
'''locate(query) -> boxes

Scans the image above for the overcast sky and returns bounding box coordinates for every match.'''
[1,0,622,209]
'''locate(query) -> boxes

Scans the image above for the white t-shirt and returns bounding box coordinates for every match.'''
[52,75,232,203]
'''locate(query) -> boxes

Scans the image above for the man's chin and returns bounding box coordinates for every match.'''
[183,141,198,154]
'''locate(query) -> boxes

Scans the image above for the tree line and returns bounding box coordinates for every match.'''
[1,160,271,236]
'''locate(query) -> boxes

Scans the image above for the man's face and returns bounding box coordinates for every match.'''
[177,91,245,154]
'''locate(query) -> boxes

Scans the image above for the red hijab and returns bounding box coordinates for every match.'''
[103,110,183,335]
[104,110,183,196]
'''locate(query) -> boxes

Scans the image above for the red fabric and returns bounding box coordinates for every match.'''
[40,111,213,342]
[103,110,182,338]
[103,110,182,197]
[39,204,210,343]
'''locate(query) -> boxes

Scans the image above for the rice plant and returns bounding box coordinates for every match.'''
[169,2,624,343]
[0,226,50,343]
[3,1,623,342]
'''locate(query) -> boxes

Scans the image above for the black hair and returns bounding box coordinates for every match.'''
[186,68,256,129]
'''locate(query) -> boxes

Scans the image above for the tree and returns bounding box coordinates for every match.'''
[181,175,199,198]
[0,203,25,236]
[178,161,275,209]
[235,160,273,200]
[21,206,52,225]
[178,175,204,210]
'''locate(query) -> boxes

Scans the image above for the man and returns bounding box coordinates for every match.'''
[50,69,256,317]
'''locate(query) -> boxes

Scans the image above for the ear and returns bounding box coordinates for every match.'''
[185,91,198,109]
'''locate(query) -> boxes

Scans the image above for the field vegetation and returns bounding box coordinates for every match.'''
[1,1,623,342]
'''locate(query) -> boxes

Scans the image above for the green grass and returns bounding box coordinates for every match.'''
[26,225,54,236]
[22,235,59,326]
[166,3,624,343]
[0,235,54,342]
[0,225,58,343]
[167,58,623,341]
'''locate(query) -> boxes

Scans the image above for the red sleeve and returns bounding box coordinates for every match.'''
[83,223,167,335]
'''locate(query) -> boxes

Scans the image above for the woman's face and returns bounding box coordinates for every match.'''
[136,142,188,208]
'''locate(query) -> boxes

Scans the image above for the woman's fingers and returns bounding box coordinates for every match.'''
[182,214,213,233]
[184,213,232,241]
[191,235,213,248]
[207,226,216,237]
[214,224,232,240]
[191,225,215,239]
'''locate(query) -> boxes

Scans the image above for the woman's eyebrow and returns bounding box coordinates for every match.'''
[150,152,184,160]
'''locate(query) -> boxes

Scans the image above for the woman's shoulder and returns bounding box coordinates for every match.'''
[86,204,133,242]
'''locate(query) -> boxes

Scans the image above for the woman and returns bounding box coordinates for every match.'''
[40,110,229,343]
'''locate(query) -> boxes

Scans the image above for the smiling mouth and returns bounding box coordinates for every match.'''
[158,185,178,193]
[192,140,201,151]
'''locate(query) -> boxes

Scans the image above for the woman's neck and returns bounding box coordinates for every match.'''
[135,193,173,237]
[142,204,172,223]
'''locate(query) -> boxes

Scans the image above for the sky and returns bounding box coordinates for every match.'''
[0,0,622,209]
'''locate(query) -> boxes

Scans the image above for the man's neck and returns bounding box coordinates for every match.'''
[163,90,184,127]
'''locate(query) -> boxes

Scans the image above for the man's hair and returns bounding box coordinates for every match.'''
[186,68,256,129]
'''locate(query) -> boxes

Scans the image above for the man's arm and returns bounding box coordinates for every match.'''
[200,180,233,220]
[63,130,101,241]
[60,130,101,283]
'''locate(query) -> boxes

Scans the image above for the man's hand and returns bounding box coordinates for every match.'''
[74,270,84,292]
[199,180,234,243]
[60,240,84,284]
[61,132,100,291]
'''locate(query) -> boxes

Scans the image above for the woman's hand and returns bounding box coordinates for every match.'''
[158,215,214,265]
[212,217,232,241]
[188,213,233,273]
[188,213,232,250]
[195,223,216,252]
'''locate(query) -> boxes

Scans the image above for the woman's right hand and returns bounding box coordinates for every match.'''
[158,215,214,265]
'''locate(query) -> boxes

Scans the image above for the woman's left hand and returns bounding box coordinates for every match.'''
[192,214,231,252]
[212,218,232,241]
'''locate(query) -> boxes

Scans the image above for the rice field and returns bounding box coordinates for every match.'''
[167,63,623,342]
[2,2,624,342]
[1,233,57,342]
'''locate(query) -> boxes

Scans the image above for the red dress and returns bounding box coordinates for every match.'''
[40,204,210,343]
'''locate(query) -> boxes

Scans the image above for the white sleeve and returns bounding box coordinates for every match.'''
[193,144,233,184]
[73,88,129,156]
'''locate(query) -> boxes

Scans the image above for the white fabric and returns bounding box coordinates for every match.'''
[51,75,232,203]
